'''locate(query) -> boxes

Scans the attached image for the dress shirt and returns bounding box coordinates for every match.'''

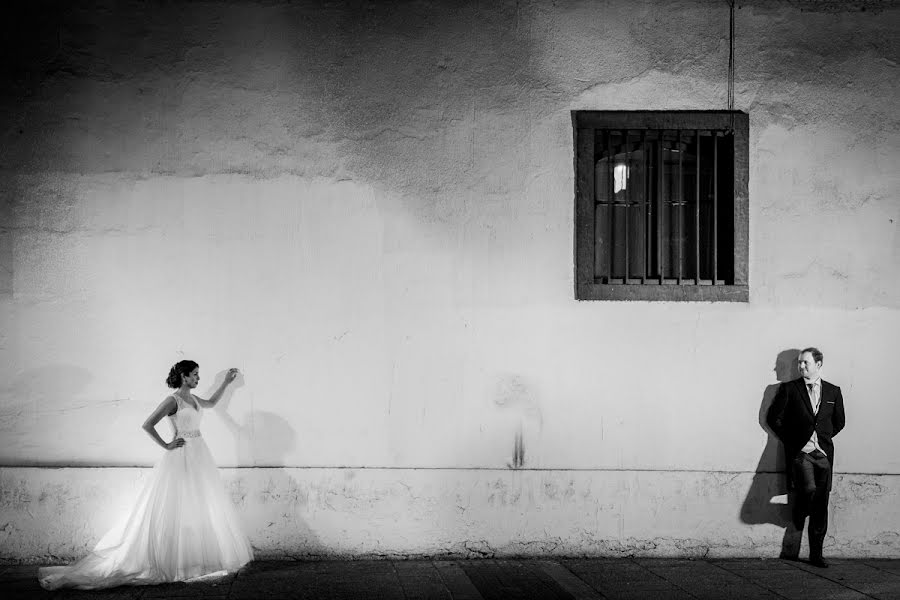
[801,377,826,455]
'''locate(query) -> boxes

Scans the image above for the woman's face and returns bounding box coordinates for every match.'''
[182,367,200,389]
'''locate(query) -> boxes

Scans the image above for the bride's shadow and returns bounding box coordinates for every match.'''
[210,371,322,560]
[739,349,802,558]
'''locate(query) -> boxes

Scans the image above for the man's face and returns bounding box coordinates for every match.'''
[798,352,821,381]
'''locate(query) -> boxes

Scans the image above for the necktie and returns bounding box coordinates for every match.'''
[807,383,819,414]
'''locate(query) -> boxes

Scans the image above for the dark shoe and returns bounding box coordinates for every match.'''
[809,556,829,568]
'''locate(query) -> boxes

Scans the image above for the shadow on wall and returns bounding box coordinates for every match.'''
[739,349,800,547]
[0,196,10,295]
[0,2,546,198]
[212,370,322,558]
[313,1,551,210]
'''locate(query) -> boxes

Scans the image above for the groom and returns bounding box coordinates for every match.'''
[766,347,846,567]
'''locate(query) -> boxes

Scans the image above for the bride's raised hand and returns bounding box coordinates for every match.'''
[225,368,240,384]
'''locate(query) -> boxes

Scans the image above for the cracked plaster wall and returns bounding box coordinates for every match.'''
[1,0,898,558]
[3,468,898,561]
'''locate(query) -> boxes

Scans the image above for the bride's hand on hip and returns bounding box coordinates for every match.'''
[166,438,185,451]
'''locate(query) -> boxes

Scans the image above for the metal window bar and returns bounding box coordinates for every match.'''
[657,134,664,284]
[677,130,683,284]
[607,131,614,282]
[623,131,629,282]
[695,129,701,285]
[588,130,596,285]
[642,129,649,283]
[713,132,718,284]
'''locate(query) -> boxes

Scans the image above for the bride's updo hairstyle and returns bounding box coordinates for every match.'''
[166,360,199,388]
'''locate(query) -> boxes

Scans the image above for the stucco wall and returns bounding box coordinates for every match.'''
[1,0,898,560]
[4,468,899,561]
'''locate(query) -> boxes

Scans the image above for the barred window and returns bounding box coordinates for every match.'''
[574,111,749,301]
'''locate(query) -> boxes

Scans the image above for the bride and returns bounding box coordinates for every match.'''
[39,360,254,590]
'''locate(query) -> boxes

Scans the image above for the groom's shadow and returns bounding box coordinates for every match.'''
[210,371,323,560]
[739,349,802,558]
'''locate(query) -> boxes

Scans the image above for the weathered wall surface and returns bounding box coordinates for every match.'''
[4,468,899,561]
[1,0,898,559]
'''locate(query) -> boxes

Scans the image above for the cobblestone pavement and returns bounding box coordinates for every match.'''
[3,558,899,599]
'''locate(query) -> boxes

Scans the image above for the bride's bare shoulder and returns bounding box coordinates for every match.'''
[161,394,179,415]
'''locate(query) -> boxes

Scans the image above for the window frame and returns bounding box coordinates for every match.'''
[573,110,749,302]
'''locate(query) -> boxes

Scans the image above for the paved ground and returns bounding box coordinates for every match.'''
[3,558,899,599]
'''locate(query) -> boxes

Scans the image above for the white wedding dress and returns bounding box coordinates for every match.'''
[39,394,253,590]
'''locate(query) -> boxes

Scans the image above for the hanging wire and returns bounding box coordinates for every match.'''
[728,1,736,128]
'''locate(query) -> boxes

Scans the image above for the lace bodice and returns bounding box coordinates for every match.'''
[169,394,202,435]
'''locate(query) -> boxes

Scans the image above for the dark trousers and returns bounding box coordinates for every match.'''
[792,450,831,558]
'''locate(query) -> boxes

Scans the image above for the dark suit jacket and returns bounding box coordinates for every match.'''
[766,377,846,491]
